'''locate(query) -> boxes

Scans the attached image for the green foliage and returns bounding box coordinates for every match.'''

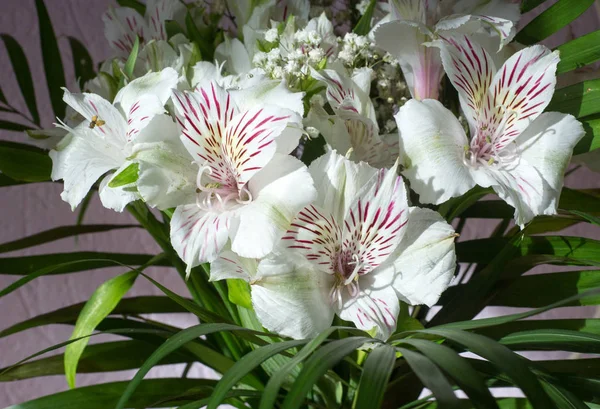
[108,163,139,188]
[0,141,51,182]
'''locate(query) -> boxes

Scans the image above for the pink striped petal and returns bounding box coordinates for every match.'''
[170,204,233,271]
[102,7,148,57]
[124,94,165,142]
[146,0,185,42]
[284,204,342,274]
[342,167,409,274]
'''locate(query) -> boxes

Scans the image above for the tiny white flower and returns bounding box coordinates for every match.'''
[264,27,280,43]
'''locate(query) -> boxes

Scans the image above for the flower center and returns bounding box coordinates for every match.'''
[194,165,252,212]
[328,252,373,308]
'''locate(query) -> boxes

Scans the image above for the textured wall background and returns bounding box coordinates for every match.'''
[0,0,599,407]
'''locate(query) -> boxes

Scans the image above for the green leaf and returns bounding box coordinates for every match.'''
[185,12,214,62]
[68,37,96,89]
[123,36,140,80]
[396,347,461,408]
[116,0,146,15]
[556,30,600,73]
[570,210,600,226]
[0,296,190,338]
[227,279,252,309]
[516,0,595,45]
[300,135,326,166]
[353,0,376,36]
[455,236,600,266]
[399,339,498,409]
[0,34,39,125]
[0,251,169,276]
[0,224,139,254]
[414,329,555,409]
[281,337,371,409]
[477,319,600,341]
[0,340,193,381]
[438,186,491,221]
[35,0,66,119]
[165,19,185,39]
[355,344,397,409]
[0,120,31,132]
[499,329,600,353]
[521,0,549,13]
[5,378,217,409]
[208,340,307,409]
[433,287,600,331]
[259,327,343,409]
[108,162,139,188]
[489,270,600,308]
[65,269,140,388]
[0,173,27,187]
[547,79,600,119]
[541,379,589,409]
[115,323,265,409]
[0,141,51,182]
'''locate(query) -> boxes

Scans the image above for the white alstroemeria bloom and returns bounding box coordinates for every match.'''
[50,68,178,211]
[211,151,457,339]
[396,36,585,227]
[374,0,518,100]
[308,67,399,168]
[103,0,186,58]
[169,81,315,271]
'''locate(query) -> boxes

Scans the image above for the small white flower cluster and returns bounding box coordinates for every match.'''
[252,16,333,89]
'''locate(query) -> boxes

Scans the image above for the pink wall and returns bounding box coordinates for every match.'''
[0,0,599,406]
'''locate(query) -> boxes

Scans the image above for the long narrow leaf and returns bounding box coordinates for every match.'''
[0,142,51,182]
[0,34,39,124]
[0,251,169,276]
[516,0,595,45]
[499,329,600,353]
[5,378,217,409]
[68,37,96,89]
[208,340,307,409]
[65,267,143,388]
[0,224,139,254]
[547,79,600,119]
[556,30,600,73]
[399,339,498,409]
[115,323,265,409]
[35,0,66,118]
[396,347,461,408]
[355,344,397,409]
[281,337,371,409]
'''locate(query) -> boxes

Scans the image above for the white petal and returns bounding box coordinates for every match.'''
[342,167,409,273]
[191,61,220,89]
[308,150,378,222]
[170,205,233,271]
[451,0,520,25]
[49,126,124,210]
[136,40,180,76]
[210,250,258,282]
[489,45,559,150]
[62,89,128,147]
[337,272,400,339]
[98,168,140,212]
[231,154,317,259]
[375,20,443,100]
[252,253,334,339]
[435,35,497,135]
[231,79,305,117]
[123,94,166,142]
[102,6,148,57]
[114,67,179,114]
[395,99,474,204]
[134,116,197,210]
[215,37,252,75]
[145,0,186,41]
[384,207,457,307]
[513,112,585,224]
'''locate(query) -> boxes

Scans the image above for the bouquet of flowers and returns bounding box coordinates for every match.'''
[1,0,600,408]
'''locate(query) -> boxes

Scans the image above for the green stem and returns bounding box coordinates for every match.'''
[127,201,244,360]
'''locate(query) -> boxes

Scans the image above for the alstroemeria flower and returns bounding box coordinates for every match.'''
[374,0,518,100]
[308,67,399,168]
[103,0,186,57]
[50,68,178,212]
[396,36,585,227]
[211,151,457,339]
[169,81,315,271]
